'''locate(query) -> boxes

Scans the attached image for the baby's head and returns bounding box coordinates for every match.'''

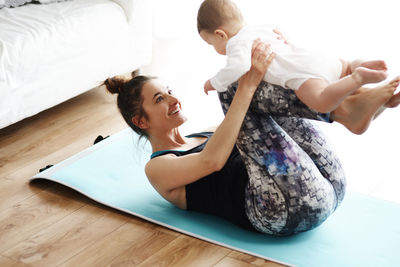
[197,0,244,55]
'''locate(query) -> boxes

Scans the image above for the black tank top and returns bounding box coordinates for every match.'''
[150,132,255,231]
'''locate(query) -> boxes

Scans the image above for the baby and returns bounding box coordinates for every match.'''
[197,0,388,113]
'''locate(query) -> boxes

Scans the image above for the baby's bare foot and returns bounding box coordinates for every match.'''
[351,59,387,72]
[351,67,388,85]
[332,77,398,134]
[359,60,387,71]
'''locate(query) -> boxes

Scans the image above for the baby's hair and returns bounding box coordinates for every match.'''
[197,0,244,33]
[103,71,156,139]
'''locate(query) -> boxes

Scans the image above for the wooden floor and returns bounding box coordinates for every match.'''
[0,86,285,267]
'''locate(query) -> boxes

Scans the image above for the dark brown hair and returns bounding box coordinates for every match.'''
[103,71,155,139]
[197,0,244,33]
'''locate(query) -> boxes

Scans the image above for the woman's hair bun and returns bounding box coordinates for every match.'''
[103,76,126,95]
[131,69,141,78]
[103,69,142,95]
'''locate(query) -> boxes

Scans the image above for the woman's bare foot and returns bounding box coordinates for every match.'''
[351,67,388,85]
[384,90,400,108]
[373,77,400,119]
[331,77,399,134]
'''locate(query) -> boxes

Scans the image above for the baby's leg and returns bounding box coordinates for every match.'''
[295,78,335,113]
[295,65,388,114]
[295,77,360,113]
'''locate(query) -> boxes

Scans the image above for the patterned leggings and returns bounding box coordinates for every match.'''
[218,82,346,236]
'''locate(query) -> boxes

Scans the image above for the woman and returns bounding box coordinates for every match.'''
[103,40,400,235]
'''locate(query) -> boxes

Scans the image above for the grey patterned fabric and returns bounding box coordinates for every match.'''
[35,0,69,3]
[4,0,31,8]
[2,0,69,8]
[218,82,346,236]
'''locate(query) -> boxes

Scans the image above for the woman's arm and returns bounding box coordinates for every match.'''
[202,42,274,170]
[146,41,275,194]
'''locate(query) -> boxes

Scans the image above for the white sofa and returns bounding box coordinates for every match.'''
[0,0,152,129]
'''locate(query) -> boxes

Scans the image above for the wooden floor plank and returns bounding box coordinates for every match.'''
[227,251,287,267]
[3,204,125,266]
[0,186,85,253]
[61,221,178,267]
[0,178,42,214]
[111,228,181,266]
[0,255,30,267]
[0,141,92,213]
[138,235,231,266]
[217,255,284,267]
[214,256,252,267]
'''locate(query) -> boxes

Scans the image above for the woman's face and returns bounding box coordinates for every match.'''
[140,79,187,132]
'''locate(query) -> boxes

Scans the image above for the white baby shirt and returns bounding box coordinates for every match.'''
[210,25,343,92]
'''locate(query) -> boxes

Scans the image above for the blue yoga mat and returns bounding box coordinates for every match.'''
[31,128,400,267]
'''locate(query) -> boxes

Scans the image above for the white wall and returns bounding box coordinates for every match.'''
[144,0,400,201]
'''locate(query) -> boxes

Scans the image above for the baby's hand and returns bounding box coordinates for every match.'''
[204,80,216,95]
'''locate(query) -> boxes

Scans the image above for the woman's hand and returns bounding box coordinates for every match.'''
[238,39,275,95]
[273,28,289,45]
[250,39,275,75]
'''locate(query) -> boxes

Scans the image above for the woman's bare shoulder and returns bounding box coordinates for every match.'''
[145,153,177,170]
[201,125,218,132]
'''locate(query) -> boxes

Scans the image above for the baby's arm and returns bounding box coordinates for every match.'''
[204,80,216,95]
[209,41,253,92]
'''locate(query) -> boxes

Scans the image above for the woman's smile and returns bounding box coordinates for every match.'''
[169,106,181,116]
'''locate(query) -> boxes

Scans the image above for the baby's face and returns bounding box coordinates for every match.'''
[200,30,228,55]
